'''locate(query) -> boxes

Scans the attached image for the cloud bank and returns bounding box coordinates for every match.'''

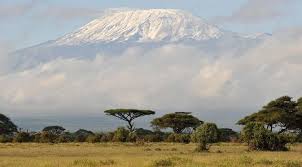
[1,28,302,127]
[216,0,298,24]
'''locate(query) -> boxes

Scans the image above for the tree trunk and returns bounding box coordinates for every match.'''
[127,120,134,132]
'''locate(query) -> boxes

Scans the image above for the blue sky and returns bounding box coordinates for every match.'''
[1,0,301,50]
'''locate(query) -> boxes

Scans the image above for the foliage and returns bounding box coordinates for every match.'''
[238,96,302,133]
[113,127,129,142]
[192,123,219,143]
[0,134,13,143]
[241,122,288,151]
[42,126,65,136]
[127,132,138,142]
[135,128,154,136]
[0,113,18,135]
[104,109,155,131]
[39,131,57,143]
[57,132,75,143]
[151,112,202,134]
[74,129,94,142]
[166,133,190,143]
[98,132,113,142]
[218,128,239,142]
[86,134,100,143]
[13,132,33,143]
[192,123,219,152]
[143,134,163,142]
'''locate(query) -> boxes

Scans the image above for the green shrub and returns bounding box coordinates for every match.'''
[175,134,190,143]
[86,134,101,143]
[192,123,219,152]
[73,129,94,142]
[218,128,239,142]
[13,132,32,143]
[0,134,13,143]
[100,132,114,142]
[57,133,74,143]
[39,131,57,143]
[74,134,87,142]
[33,133,41,143]
[144,134,162,142]
[241,122,288,151]
[127,132,138,142]
[166,133,176,142]
[113,127,129,142]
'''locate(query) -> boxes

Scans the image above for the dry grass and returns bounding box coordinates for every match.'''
[0,143,301,167]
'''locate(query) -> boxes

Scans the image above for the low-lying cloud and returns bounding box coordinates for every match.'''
[216,0,298,24]
[0,28,302,129]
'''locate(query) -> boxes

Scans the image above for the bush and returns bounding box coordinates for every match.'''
[192,123,219,152]
[13,132,32,143]
[192,123,219,143]
[74,135,87,142]
[127,132,138,142]
[33,133,41,143]
[241,122,288,151]
[100,132,114,142]
[0,134,13,143]
[144,134,162,142]
[40,131,57,143]
[175,134,190,143]
[166,133,190,143]
[86,134,101,143]
[57,132,75,143]
[166,133,176,142]
[218,128,239,142]
[113,127,129,142]
[74,129,94,142]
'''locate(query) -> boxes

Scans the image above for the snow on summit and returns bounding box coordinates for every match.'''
[55,9,224,45]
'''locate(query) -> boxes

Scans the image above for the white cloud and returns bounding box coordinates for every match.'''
[216,0,298,24]
[0,28,302,127]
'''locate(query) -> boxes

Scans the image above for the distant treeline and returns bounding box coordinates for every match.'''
[1,96,302,151]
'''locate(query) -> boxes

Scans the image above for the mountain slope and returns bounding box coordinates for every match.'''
[55,9,223,45]
[9,9,269,71]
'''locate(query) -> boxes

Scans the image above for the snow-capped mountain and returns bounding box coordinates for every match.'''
[55,9,223,45]
[10,9,270,71]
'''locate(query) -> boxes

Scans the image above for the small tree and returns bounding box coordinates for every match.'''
[104,109,155,132]
[237,96,298,133]
[0,113,18,135]
[74,129,94,142]
[42,126,65,136]
[241,122,288,151]
[192,123,219,152]
[151,112,202,134]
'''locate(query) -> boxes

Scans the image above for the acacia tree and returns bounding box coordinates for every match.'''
[237,96,299,133]
[104,109,155,132]
[0,113,18,135]
[151,112,202,134]
[42,126,65,136]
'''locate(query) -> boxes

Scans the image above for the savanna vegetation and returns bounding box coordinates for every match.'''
[0,96,302,166]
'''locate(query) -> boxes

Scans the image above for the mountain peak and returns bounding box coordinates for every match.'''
[55,9,224,45]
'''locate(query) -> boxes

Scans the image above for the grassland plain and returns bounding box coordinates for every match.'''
[0,143,301,167]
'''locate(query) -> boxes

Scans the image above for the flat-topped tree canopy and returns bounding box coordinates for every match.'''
[42,126,65,136]
[151,112,203,134]
[104,109,155,131]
